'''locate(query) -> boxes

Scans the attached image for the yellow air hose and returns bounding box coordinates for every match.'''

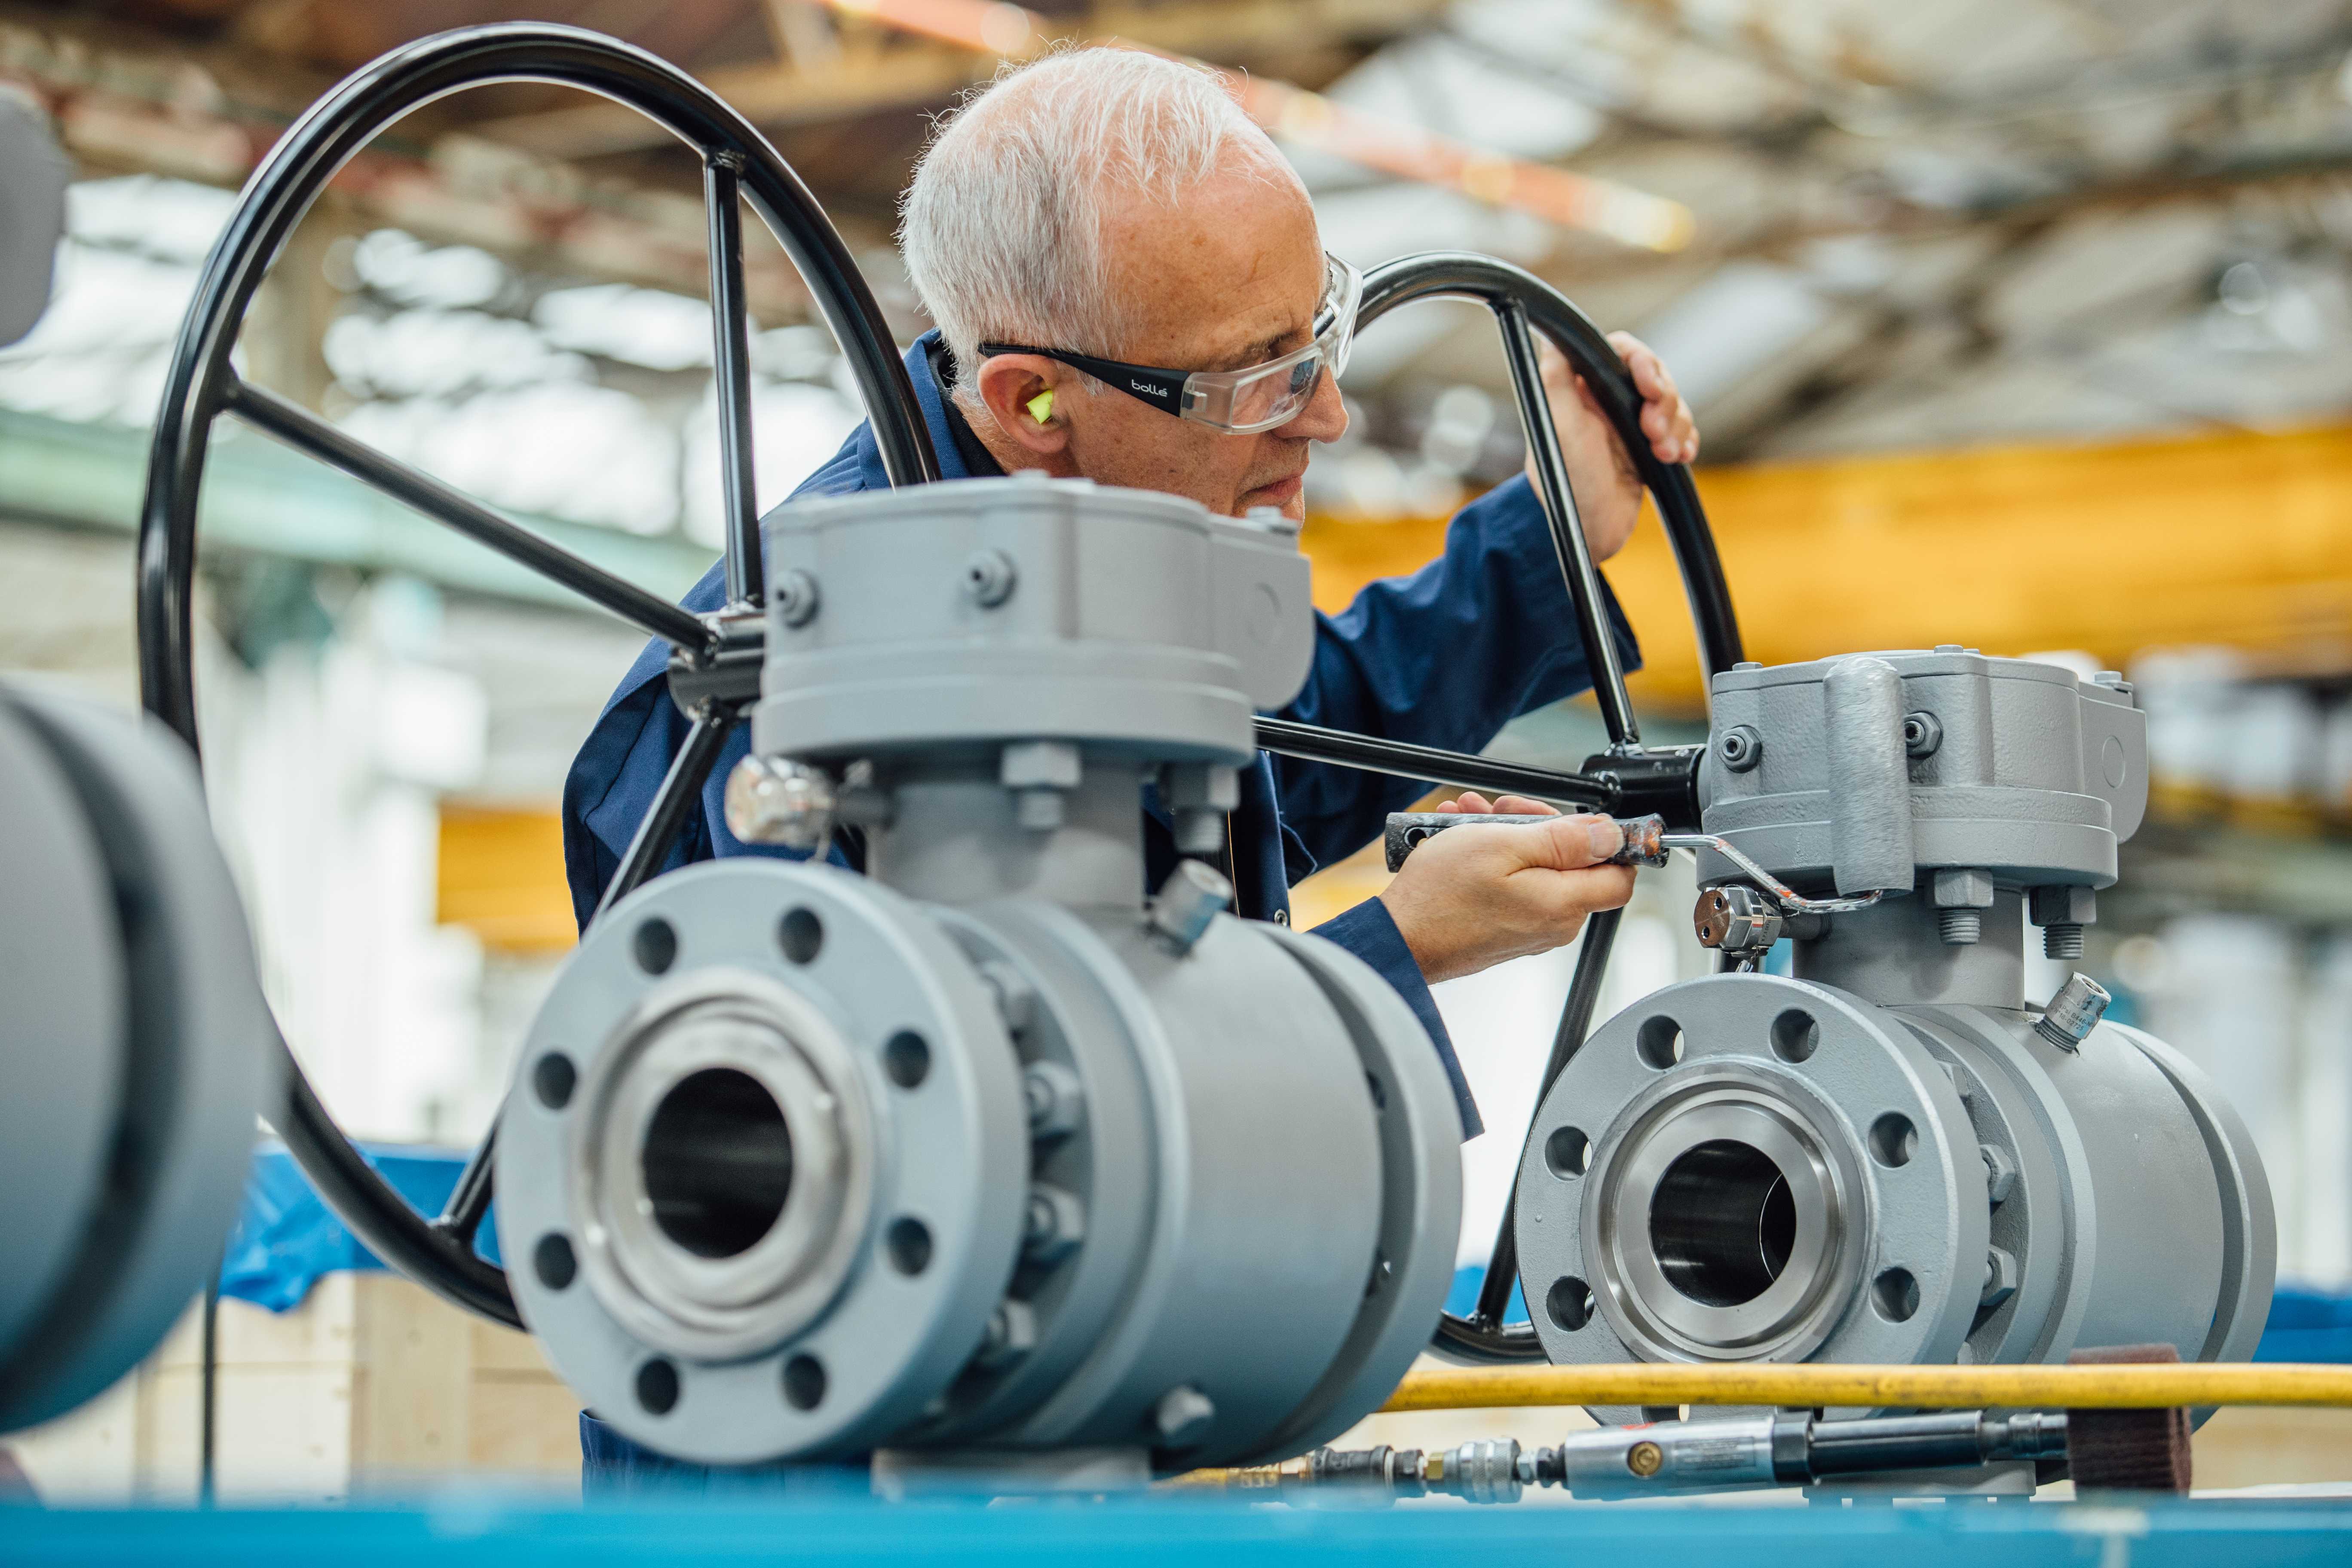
[1379,1362,2352,1412]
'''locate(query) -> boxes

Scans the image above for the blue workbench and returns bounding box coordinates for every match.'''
[8,1495,2352,1567]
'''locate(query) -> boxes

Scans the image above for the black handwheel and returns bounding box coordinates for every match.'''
[1262,254,1746,1363]
[136,23,940,1329]
[138,28,1739,1346]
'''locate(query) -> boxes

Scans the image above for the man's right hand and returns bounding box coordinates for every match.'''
[1377,793,1637,985]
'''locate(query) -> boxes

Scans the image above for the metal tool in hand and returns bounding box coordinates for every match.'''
[1384,812,1884,913]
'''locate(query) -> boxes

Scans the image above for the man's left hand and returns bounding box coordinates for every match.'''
[1523,331,1697,564]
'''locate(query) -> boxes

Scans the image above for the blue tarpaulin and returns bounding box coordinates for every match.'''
[220,1143,499,1313]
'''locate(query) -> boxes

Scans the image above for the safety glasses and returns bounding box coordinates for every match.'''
[979,254,1361,435]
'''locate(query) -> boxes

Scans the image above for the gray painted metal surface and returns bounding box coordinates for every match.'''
[1517,647,2269,1419]
[503,477,1459,1470]
[0,686,270,1432]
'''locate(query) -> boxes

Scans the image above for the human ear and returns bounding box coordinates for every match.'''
[974,353,1070,458]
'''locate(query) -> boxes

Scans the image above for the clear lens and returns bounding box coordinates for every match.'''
[1179,255,1361,434]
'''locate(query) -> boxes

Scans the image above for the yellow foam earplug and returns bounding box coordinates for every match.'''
[1026,389,1055,425]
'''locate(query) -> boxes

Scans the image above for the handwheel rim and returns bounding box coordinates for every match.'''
[134,23,940,1329]
[1343,256,1745,1363]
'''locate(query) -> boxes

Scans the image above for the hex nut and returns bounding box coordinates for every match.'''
[974,1299,1038,1368]
[2030,885,2098,927]
[962,548,1017,608]
[773,569,821,628]
[1980,1143,2018,1206]
[1022,1183,1085,1262]
[1022,1060,1085,1139]
[976,959,1037,1035]
[1902,710,1944,759]
[1932,868,1996,909]
[1718,724,1763,773]
[1981,1246,2019,1308]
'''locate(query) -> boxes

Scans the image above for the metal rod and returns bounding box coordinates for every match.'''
[1494,300,1640,749]
[1470,907,1622,1330]
[593,702,738,924]
[198,1262,220,1505]
[434,1121,498,1246]
[1253,717,1615,808]
[432,707,733,1255]
[705,154,763,607]
[1383,1362,2352,1413]
[224,379,711,651]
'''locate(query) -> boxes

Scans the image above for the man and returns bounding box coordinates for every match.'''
[566,41,1697,1485]
[574,40,1712,1142]
[567,43,1696,1132]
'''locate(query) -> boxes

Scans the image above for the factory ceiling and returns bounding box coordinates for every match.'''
[9,0,2352,478]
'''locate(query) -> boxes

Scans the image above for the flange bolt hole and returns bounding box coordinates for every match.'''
[1544,1125,1590,1178]
[1868,1112,1917,1168]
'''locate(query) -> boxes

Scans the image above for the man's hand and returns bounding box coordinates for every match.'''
[1378,792,1638,986]
[1525,331,1698,564]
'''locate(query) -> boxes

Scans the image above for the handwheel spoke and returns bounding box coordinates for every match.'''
[1253,716,1614,808]
[429,703,738,1262]
[1471,907,1623,1327]
[705,155,763,608]
[434,1119,498,1244]
[592,700,739,925]
[1494,301,1641,750]
[224,380,710,652]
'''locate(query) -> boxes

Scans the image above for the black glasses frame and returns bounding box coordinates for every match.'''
[974,341,1191,417]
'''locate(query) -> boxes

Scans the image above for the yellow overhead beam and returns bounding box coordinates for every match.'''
[1302,422,2352,714]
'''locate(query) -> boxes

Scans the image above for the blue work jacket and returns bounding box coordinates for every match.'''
[560,331,1638,1145]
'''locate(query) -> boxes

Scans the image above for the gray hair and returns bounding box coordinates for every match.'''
[898,47,1299,404]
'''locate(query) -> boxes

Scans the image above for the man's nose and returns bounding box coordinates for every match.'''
[1277,366,1349,442]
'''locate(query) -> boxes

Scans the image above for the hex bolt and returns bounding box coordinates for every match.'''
[1147,860,1232,955]
[2035,972,2112,1052]
[1981,1246,2019,1308]
[1980,1143,2018,1206]
[773,568,821,628]
[1162,764,1238,861]
[1022,1183,1085,1262]
[1174,809,1225,858]
[2030,885,2097,961]
[974,1299,1037,1369]
[977,959,1037,1035]
[1153,1384,1217,1448]
[1001,741,1079,835]
[962,548,1017,608]
[1022,1060,1085,1139]
[1932,868,1995,946]
[1717,723,1763,773]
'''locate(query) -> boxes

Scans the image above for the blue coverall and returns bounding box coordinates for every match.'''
[560,331,1637,1486]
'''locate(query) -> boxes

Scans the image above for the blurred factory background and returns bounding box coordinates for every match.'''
[10,0,2352,1492]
